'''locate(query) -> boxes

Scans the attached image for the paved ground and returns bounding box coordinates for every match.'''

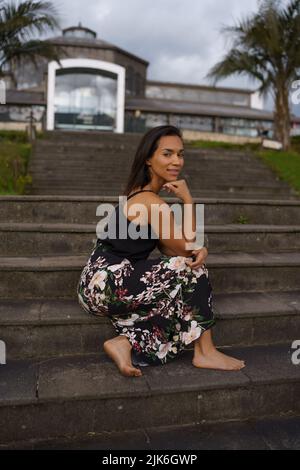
[2,415,300,450]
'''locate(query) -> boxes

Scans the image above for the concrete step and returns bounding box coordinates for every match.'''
[2,415,299,450]
[29,159,281,178]
[33,142,137,152]
[0,291,299,360]
[28,168,287,187]
[29,168,282,186]
[31,154,261,166]
[29,148,267,164]
[28,182,294,196]
[28,145,272,162]
[28,188,299,200]
[28,153,279,170]
[31,177,283,192]
[0,343,298,445]
[1,196,300,225]
[28,180,294,194]
[31,160,266,175]
[29,135,298,196]
[1,223,300,256]
[37,138,254,158]
[43,130,142,141]
[29,154,131,163]
[30,137,292,197]
[29,141,262,161]
[28,186,293,199]
[31,162,275,179]
[43,130,142,139]
[28,183,294,198]
[0,252,299,299]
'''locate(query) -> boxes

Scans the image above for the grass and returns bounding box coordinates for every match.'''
[254,147,300,195]
[0,131,32,195]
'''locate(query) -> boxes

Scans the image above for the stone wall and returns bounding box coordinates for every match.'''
[182,129,262,144]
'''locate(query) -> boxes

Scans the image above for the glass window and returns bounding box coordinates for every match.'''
[172,114,213,132]
[219,117,274,137]
[54,68,117,130]
[146,85,250,106]
[144,113,168,128]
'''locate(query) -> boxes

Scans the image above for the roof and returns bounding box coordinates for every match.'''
[146,79,255,95]
[46,36,149,66]
[62,25,96,38]
[125,97,275,120]
[5,90,46,105]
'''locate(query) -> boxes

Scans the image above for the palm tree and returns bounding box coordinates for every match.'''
[206,0,300,151]
[0,0,61,85]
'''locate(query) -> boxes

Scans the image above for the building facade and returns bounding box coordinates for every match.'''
[2,23,300,137]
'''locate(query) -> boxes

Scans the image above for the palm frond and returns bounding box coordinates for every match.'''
[0,1,59,44]
[0,0,61,75]
[206,0,298,149]
[206,49,273,92]
[206,0,299,87]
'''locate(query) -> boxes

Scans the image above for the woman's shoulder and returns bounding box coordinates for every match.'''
[127,189,165,204]
[136,192,167,209]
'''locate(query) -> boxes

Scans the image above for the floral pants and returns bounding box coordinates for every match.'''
[77,242,216,367]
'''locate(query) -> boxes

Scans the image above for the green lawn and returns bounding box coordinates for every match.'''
[0,131,32,195]
[255,147,300,195]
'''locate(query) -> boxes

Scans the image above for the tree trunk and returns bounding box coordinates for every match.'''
[273,85,291,151]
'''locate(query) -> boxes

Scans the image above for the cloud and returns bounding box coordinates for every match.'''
[51,0,288,109]
[55,1,261,82]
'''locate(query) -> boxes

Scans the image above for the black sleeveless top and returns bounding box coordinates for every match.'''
[96,190,159,262]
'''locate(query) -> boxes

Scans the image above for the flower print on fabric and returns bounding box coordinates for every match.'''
[77,248,216,366]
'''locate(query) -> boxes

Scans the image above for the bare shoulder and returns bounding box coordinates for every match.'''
[124,192,166,221]
[128,191,166,206]
[142,192,166,206]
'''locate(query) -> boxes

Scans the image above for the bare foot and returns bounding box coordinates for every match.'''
[103,335,143,377]
[192,347,246,371]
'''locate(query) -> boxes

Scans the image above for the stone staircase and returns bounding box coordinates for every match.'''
[0,131,300,449]
[28,131,299,199]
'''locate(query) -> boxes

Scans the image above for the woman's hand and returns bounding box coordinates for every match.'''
[185,247,208,269]
[162,179,192,202]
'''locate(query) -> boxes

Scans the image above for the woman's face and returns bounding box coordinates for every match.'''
[146,135,184,183]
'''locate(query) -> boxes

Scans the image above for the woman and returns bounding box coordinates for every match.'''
[77,125,245,377]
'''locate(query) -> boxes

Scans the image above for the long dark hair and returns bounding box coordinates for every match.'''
[122,125,183,196]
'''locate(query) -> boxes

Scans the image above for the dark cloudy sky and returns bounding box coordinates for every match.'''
[51,0,296,114]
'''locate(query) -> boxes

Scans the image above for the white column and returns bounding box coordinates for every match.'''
[250,91,264,110]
